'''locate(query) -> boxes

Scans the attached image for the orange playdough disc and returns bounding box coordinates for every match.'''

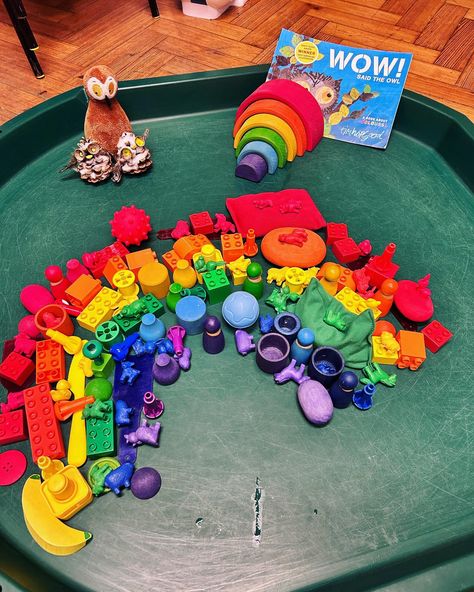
[261,227,326,267]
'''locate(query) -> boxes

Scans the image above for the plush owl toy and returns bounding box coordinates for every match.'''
[62,65,152,184]
[83,64,132,153]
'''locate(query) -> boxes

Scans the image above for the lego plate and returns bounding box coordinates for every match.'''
[0,66,473,592]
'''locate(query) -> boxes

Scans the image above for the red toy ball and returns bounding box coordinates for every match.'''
[109,205,152,246]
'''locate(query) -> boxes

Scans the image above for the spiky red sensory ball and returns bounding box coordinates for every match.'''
[109,205,152,246]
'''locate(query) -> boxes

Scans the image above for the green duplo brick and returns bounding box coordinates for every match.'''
[203,269,231,305]
[143,293,165,317]
[86,401,116,459]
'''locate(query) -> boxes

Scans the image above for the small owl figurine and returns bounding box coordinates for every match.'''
[112,130,152,183]
[62,138,113,183]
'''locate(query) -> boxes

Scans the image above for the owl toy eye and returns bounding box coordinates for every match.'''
[104,76,118,99]
[136,137,145,147]
[315,85,335,105]
[74,149,85,161]
[87,143,100,154]
[296,80,311,91]
[87,77,106,100]
[120,147,132,160]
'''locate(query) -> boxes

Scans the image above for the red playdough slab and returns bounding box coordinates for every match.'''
[0,450,27,486]
[226,189,326,238]
[234,79,324,151]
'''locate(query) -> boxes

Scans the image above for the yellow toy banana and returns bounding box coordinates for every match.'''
[22,475,92,556]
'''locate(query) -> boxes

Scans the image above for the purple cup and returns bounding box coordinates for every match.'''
[308,346,344,388]
[256,332,290,374]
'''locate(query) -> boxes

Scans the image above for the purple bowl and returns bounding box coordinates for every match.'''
[256,332,290,374]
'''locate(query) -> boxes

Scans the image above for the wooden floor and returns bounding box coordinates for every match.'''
[0,0,473,124]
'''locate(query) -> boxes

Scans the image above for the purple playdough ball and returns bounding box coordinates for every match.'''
[297,379,334,426]
[130,467,162,500]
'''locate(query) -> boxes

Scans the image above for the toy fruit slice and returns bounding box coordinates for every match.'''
[22,474,92,556]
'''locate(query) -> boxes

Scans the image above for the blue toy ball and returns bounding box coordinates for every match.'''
[222,292,259,329]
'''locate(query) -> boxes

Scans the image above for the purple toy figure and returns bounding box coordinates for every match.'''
[124,419,161,447]
[120,361,140,385]
[167,325,186,357]
[176,347,192,371]
[104,462,135,495]
[143,391,164,419]
[203,316,225,354]
[274,359,308,385]
[115,399,133,426]
[235,329,255,356]
[153,353,180,385]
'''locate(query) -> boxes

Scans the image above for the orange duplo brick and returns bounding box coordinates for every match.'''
[36,339,65,384]
[103,256,128,287]
[396,330,426,371]
[221,233,245,263]
[317,263,355,292]
[125,249,157,279]
[162,249,180,272]
[65,274,102,308]
[174,234,211,261]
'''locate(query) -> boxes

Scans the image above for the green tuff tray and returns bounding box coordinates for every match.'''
[0,65,473,592]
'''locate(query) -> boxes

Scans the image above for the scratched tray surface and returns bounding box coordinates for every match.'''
[0,67,473,592]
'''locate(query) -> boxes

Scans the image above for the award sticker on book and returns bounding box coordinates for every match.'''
[268,29,412,149]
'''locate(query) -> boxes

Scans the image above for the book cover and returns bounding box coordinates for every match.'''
[267,29,412,149]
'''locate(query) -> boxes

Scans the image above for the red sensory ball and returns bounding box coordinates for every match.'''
[109,205,152,246]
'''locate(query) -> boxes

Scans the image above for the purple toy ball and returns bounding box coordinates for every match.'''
[131,467,162,500]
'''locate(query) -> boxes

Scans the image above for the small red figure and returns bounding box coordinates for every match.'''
[278,228,308,247]
[358,239,372,256]
[171,220,191,240]
[280,200,302,214]
[44,266,71,301]
[252,199,273,209]
[66,259,90,283]
[353,267,376,298]
[213,213,235,234]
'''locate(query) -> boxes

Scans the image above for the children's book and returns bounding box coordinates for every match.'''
[267,29,412,149]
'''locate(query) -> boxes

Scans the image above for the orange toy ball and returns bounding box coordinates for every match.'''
[381,278,398,295]
[373,320,396,337]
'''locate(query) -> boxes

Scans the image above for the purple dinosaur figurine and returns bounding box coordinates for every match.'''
[235,330,255,356]
[104,462,135,495]
[120,361,140,385]
[115,399,133,426]
[274,359,308,385]
[124,419,161,447]
[176,347,192,371]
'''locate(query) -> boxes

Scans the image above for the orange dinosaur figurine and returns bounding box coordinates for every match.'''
[83,65,131,153]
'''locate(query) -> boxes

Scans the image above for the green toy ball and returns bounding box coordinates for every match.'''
[246,262,262,279]
[85,378,113,402]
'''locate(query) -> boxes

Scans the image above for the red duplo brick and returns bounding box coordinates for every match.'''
[23,383,65,462]
[0,352,35,386]
[189,211,214,235]
[332,237,362,264]
[0,409,27,445]
[421,320,453,353]
[326,222,348,246]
